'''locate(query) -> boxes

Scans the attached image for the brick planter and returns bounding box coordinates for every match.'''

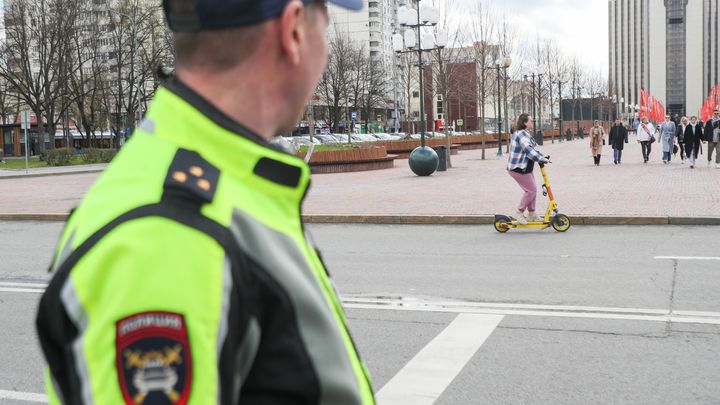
[295,146,397,174]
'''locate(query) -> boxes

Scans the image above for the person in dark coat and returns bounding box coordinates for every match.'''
[684,116,703,168]
[675,116,688,163]
[609,119,628,164]
[704,108,720,168]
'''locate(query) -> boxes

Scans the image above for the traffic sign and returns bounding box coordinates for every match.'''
[377,114,382,122]
[351,112,357,121]
[457,119,463,126]
[20,111,31,129]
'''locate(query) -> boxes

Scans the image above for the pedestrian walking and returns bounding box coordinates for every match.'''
[609,118,628,164]
[676,116,688,163]
[589,120,606,165]
[672,113,681,126]
[35,0,376,404]
[684,116,703,168]
[704,108,720,168]
[632,118,639,134]
[636,116,655,163]
[658,115,676,163]
[507,113,550,225]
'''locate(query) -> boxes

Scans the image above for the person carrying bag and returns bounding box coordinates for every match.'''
[636,117,655,163]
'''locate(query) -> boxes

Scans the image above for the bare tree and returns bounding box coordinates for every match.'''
[317,30,355,134]
[496,8,521,152]
[0,0,81,153]
[468,0,496,158]
[396,52,418,133]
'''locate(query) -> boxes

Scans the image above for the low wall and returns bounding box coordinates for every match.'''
[295,146,397,174]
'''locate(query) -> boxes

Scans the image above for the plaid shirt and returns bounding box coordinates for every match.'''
[506,130,547,171]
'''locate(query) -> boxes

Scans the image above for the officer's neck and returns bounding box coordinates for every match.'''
[177,66,285,141]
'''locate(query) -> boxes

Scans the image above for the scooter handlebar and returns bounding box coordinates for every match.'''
[538,156,551,168]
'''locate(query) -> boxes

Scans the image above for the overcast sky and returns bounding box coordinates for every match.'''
[453,0,609,76]
[0,0,609,76]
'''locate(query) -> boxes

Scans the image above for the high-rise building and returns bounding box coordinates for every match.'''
[608,0,719,118]
[327,0,397,71]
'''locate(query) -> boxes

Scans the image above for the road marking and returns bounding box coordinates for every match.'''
[0,390,48,403]
[655,256,720,260]
[0,281,48,294]
[342,297,720,325]
[375,313,503,405]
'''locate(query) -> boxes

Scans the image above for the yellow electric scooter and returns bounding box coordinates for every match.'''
[494,159,571,232]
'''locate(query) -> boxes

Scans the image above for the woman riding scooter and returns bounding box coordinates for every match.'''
[507,113,550,225]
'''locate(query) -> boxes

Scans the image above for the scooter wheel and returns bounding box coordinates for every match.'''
[552,214,571,232]
[494,215,511,233]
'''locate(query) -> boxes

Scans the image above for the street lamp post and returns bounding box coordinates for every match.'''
[574,86,582,139]
[394,2,447,176]
[524,70,543,145]
[556,80,566,142]
[492,57,511,156]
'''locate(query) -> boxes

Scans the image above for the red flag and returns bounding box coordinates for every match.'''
[639,87,645,118]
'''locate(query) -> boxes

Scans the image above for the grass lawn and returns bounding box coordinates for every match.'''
[0,157,87,169]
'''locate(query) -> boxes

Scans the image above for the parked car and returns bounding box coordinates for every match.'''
[333,134,350,143]
[297,136,322,145]
[314,134,339,144]
[373,133,394,140]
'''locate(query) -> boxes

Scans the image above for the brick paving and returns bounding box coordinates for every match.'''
[1,138,719,218]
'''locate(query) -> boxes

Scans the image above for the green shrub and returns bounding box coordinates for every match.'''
[46,148,76,166]
[81,148,99,164]
[98,149,117,163]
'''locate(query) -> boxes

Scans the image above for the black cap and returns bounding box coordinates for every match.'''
[164,0,363,31]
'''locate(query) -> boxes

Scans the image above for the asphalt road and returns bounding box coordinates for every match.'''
[1,221,719,404]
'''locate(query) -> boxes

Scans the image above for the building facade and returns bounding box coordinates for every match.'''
[608,0,720,118]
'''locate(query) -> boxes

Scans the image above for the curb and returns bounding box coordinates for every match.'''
[0,168,106,179]
[2,213,720,225]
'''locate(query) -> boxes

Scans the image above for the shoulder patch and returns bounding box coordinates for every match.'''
[253,157,301,188]
[116,311,192,405]
[164,149,220,203]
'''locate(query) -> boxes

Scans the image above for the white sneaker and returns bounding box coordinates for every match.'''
[716,164,720,169]
[512,212,528,225]
[526,212,543,222]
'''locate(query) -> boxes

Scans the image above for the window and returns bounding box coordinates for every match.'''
[413,91,419,98]
[369,2,379,8]
[369,22,380,27]
[33,59,40,66]
[370,51,379,57]
[369,41,380,47]
[369,12,380,17]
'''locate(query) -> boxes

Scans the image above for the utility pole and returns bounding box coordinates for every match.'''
[392,0,400,133]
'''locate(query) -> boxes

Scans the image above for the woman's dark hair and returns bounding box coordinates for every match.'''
[515,114,530,131]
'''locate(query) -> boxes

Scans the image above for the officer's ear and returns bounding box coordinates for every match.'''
[278,0,305,66]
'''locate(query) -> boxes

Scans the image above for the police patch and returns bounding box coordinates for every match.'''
[116,311,192,405]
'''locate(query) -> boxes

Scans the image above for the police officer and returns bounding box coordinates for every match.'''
[36,0,375,404]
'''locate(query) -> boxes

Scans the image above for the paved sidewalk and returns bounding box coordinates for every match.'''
[1,138,719,223]
[0,163,108,178]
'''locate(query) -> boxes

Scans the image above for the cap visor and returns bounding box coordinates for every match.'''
[327,0,363,11]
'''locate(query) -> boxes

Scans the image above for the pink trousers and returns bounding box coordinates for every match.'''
[508,170,537,211]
